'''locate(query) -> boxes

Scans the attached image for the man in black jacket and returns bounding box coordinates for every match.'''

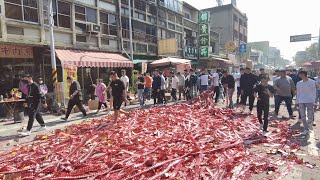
[152,69,161,105]
[20,74,46,136]
[240,68,258,114]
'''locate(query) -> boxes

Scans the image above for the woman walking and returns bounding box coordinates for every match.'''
[95,79,108,114]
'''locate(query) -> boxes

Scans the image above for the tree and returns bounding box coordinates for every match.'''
[305,42,319,60]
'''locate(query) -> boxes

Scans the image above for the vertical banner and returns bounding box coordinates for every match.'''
[141,62,148,74]
[63,65,78,102]
[199,11,210,58]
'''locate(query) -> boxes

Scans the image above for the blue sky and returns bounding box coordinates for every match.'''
[184,0,320,60]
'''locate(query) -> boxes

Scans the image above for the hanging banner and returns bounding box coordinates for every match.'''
[0,44,33,58]
[199,11,210,58]
[141,62,148,74]
[63,65,78,101]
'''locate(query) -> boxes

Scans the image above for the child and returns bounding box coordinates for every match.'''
[254,74,274,137]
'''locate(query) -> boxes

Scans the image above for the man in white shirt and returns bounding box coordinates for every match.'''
[211,70,220,103]
[233,68,244,104]
[177,72,185,100]
[120,69,130,105]
[199,69,209,93]
[296,71,317,135]
[315,71,320,109]
[171,72,179,103]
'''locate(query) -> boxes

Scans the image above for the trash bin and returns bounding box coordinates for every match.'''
[14,102,24,123]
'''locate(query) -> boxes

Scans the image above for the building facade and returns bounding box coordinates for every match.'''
[203,4,248,54]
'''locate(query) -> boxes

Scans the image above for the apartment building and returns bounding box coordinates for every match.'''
[203,4,248,53]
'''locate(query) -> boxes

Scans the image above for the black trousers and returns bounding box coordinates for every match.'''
[160,90,166,104]
[153,89,160,105]
[27,104,45,131]
[241,90,255,111]
[214,86,220,103]
[257,101,269,131]
[98,102,108,110]
[171,88,177,101]
[65,98,87,119]
[185,88,191,101]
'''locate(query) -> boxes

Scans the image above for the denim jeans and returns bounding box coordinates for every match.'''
[190,85,197,99]
[200,85,208,93]
[275,95,293,116]
[144,88,151,100]
[298,103,314,131]
[138,89,144,107]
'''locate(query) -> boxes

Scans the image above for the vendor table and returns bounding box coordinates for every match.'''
[0,99,26,122]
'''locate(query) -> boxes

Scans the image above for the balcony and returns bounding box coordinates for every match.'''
[234,21,239,31]
[183,19,198,31]
[122,29,157,44]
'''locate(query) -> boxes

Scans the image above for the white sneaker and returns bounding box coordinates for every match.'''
[249,111,253,115]
[20,130,31,136]
[262,131,267,137]
[35,126,47,132]
[259,124,263,130]
[277,115,282,119]
[301,130,309,136]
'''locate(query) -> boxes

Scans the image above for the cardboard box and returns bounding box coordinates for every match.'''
[88,99,99,110]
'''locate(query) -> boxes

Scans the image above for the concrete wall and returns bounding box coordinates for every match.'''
[209,10,233,49]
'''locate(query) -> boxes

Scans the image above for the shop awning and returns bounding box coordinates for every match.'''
[150,57,191,67]
[56,49,133,68]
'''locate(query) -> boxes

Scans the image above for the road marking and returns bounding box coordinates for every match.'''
[308,130,319,157]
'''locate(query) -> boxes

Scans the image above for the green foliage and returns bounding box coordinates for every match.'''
[305,43,319,60]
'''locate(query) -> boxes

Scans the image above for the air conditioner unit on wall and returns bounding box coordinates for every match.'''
[192,32,197,37]
[86,24,100,33]
[148,0,156,4]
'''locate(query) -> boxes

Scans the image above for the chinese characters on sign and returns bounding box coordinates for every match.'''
[185,47,198,58]
[0,45,33,58]
[199,11,210,58]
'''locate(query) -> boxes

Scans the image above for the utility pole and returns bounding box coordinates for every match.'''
[48,0,57,95]
[128,0,134,61]
[318,27,320,59]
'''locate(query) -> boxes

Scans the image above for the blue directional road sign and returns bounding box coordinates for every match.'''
[239,43,246,53]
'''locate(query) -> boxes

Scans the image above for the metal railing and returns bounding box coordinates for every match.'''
[122,29,157,44]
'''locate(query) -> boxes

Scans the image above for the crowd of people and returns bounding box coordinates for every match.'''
[16,67,320,137]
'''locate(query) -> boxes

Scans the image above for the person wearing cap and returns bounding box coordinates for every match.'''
[221,70,235,108]
[171,72,179,103]
[254,74,274,137]
[61,76,87,121]
[20,74,47,136]
[296,71,317,135]
[273,70,296,119]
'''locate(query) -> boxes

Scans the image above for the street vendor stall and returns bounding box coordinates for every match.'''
[149,57,191,76]
[198,56,234,70]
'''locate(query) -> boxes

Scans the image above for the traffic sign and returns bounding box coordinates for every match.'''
[290,34,312,42]
[239,43,246,53]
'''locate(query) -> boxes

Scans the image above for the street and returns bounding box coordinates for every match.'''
[0,95,320,179]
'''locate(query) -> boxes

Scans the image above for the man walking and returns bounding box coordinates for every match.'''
[152,69,161,105]
[296,71,317,135]
[144,72,152,101]
[211,70,220,103]
[221,70,235,108]
[137,72,145,108]
[120,69,130,105]
[254,74,274,137]
[199,69,209,93]
[108,71,128,124]
[233,68,243,104]
[177,72,185,100]
[314,71,320,109]
[21,74,47,136]
[240,67,258,114]
[61,76,87,120]
[273,70,296,119]
[171,72,179,103]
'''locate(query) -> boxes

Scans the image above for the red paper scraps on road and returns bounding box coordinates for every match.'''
[0,91,313,179]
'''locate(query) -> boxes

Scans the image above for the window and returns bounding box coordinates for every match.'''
[147,16,156,23]
[184,13,190,20]
[176,25,182,32]
[147,4,157,15]
[244,22,247,28]
[159,20,166,27]
[136,44,147,53]
[168,23,175,30]
[134,12,145,21]
[5,0,38,22]
[176,33,182,48]
[168,12,175,22]
[121,0,128,5]
[121,7,129,16]
[101,38,110,45]
[148,45,157,54]
[176,17,182,25]
[100,12,118,36]
[233,14,238,22]
[146,25,156,36]
[166,31,175,39]
[75,5,97,23]
[43,0,71,28]
[134,0,145,11]
[239,19,243,26]
[76,35,87,42]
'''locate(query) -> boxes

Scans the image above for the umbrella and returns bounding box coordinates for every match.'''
[302,62,313,67]
[150,57,191,67]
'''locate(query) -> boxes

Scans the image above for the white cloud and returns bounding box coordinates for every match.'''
[183,0,320,60]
